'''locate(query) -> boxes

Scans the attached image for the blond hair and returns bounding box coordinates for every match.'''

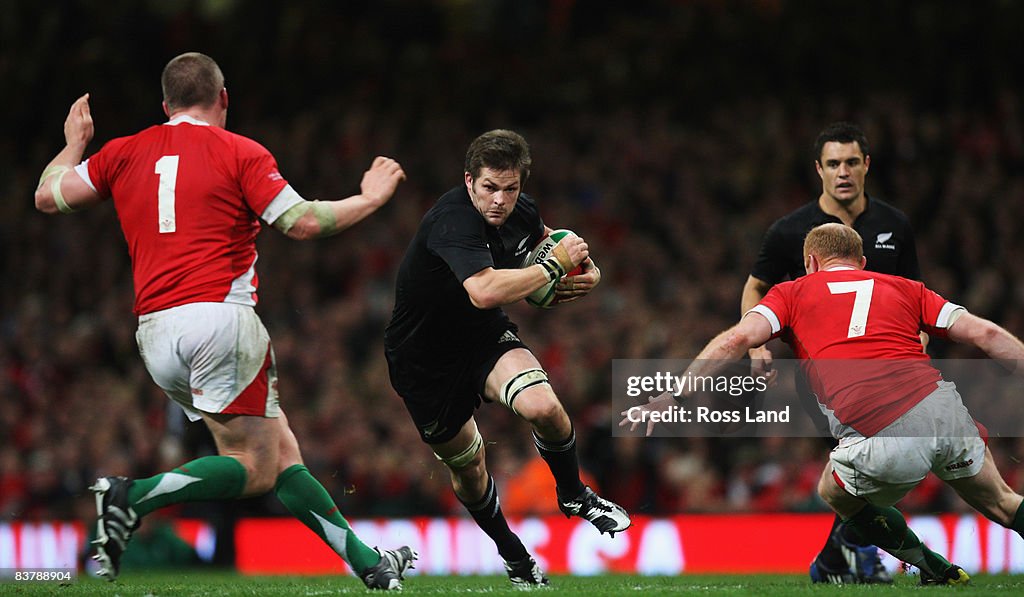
[803,223,864,263]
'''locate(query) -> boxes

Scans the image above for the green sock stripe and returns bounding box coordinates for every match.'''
[274,464,379,573]
[128,455,247,517]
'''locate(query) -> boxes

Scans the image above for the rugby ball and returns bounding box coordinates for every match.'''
[521,229,583,308]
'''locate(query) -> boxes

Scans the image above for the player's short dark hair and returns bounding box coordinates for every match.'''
[813,122,870,162]
[465,129,532,181]
[161,52,224,112]
[804,223,864,263]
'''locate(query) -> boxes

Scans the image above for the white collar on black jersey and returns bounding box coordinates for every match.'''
[165,114,211,126]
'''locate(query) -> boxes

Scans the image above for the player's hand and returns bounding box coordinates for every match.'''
[554,257,600,304]
[618,392,678,437]
[360,156,406,206]
[550,233,588,273]
[64,93,94,150]
[749,345,778,387]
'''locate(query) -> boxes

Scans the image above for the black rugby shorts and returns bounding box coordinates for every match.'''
[386,326,529,444]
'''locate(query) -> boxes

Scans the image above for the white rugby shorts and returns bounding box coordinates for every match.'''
[830,381,986,506]
[136,302,281,421]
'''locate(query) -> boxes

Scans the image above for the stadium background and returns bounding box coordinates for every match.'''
[3,0,1024,575]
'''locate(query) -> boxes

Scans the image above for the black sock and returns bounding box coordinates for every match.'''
[534,426,586,501]
[825,514,843,546]
[459,475,528,562]
[1012,500,1024,539]
[816,514,850,570]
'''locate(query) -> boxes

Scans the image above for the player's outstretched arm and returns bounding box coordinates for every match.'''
[692,312,774,368]
[619,312,774,435]
[35,94,103,214]
[947,312,1024,370]
[275,156,406,240]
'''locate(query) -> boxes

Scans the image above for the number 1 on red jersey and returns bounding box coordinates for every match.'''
[155,155,179,233]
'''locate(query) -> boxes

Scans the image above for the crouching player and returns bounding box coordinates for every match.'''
[625,223,1024,584]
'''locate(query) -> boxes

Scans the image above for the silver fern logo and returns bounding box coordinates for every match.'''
[514,236,531,256]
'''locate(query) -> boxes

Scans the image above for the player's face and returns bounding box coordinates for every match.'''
[816,141,870,205]
[465,168,522,227]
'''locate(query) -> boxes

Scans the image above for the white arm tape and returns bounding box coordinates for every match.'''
[51,168,74,213]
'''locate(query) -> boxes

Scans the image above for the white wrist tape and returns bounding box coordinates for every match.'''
[538,257,566,282]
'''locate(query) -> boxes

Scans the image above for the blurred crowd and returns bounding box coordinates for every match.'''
[3,1,1024,527]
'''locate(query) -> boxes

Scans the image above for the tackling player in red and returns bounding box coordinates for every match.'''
[624,223,1024,585]
[35,52,414,590]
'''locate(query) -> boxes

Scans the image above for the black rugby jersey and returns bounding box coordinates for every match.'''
[751,196,920,284]
[385,186,545,362]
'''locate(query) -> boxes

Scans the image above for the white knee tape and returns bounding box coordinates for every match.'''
[500,368,550,414]
[436,429,483,469]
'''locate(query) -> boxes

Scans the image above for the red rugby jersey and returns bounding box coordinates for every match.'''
[750,267,964,436]
[77,116,293,315]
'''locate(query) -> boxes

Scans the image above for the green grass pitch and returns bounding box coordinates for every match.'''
[3,572,1024,595]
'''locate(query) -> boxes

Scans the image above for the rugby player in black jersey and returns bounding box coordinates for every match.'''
[385,129,630,587]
